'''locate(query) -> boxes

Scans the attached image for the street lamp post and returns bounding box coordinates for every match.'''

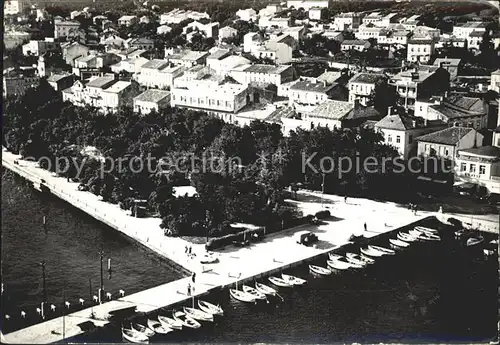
[40,261,47,319]
[321,173,326,209]
[98,250,104,304]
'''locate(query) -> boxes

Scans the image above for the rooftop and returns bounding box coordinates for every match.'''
[459,145,500,159]
[102,81,130,93]
[243,64,291,74]
[416,126,474,145]
[342,40,369,46]
[469,30,485,38]
[344,105,381,121]
[290,79,334,93]
[433,58,462,66]
[207,49,231,60]
[446,95,484,113]
[141,59,169,70]
[317,71,342,85]
[375,114,427,131]
[134,89,171,103]
[307,100,354,120]
[430,101,484,120]
[350,72,385,84]
[86,76,115,88]
[408,38,433,44]
[47,73,72,83]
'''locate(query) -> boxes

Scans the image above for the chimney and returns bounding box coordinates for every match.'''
[387,106,392,116]
[412,120,416,128]
[444,91,448,99]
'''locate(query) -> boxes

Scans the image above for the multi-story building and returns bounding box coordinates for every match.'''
[362,12,383,25]
[236,8,258,22]
[209,55,250,76]
[416,126,483,161]
[288,79,337,106]
[286,0,329,10]
[452,21,487,40]
[110,56,149,74]
[258,4,282,17]
[164,48,209,67]
[244,33,295,64]
[118,15,138,27]
[160,9,209,25]
[54,19,81,39]
[355,23,381,40]
[490,69,500,93]
[4,31,31,50]
[377,29,411,45]
[455,146,500,194]
[492,107,500,147]
[231,64,295,86]
[374,110,446,159]
[62,42,91,66]
[3,67,39,97]
[308,7,325,21]
[157,25,172,35]
[433,58,462,79]
[380,13,403,27]
[133,89,171,115]
[219,26,237,39]
[467,30,484,51]
[22,39,59,56]
[47,73,75,91]
[407,38,435,63]
[341,40,371,52]
[126,37,155,51]
[183,21,219,39]
[413,26,441,40]
[390,67,450,110]
[4,0,27,14]
[334,12,361,31]
[348,72,385,106]
[259,16,292,29]
[136,59,185,89]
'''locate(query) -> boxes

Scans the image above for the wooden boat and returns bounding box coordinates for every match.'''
[122,327,149,344]
[397,232,418,242]
[132,323,155,338]
[454,229,468,240]
[255,282,276,296]
[326,259,352,273]
[414,226,438,234]
[490,239,499,245]
[309,264,332,276]
[389,238,410,249]
[198,300,223,316]
[484,248,496,256]
[158,315,182,330]
[282,274,307,286]
[268,276,292,287]
[147,319,173,335]
[199,253,219,264]
[346,252,375,265]
[172,311,201,329]
[328,253,343,261]
[360,247,384,258]
[418,232,440,241]
[368,245,395,255]
[242,285,267,300]
[466,236,484,247]
[183,307,213,322]
[229,289,256,303]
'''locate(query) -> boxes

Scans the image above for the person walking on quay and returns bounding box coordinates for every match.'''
[187,283,191,296]
[185,245,188,254]
[344,195,348,204]
[363,222,367,232]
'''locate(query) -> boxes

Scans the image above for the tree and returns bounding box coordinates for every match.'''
[369,77,398,115]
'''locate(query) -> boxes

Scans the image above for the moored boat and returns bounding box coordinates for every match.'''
[255,282,276,296]
[198,300,224,316]
[172,311,201,329]
[466,236,484,247]
[414,226,438,234]
[326,259,352,273]
[368,245,395,255]
[346,252,375,265]
[147,319,173,335]
[122,327,149,344]
[183,307,214,322]
[328,253,342,261]
[242,285,267,300]
[229,288,257,303]
[418,232,440,241]
[158,315,182,330]
[360,247,384,258]
[309,264,332,276]
[389,238,410,249]
[132,323,155,338]
[282,274,307,286]
[397,232,418,242]
[268,276,292,287]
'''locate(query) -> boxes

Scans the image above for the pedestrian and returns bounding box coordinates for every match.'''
[364,222,367,232]
[414,204,418,215]
[187,283,191,296]
[344,195,348,203]
[184,245,188,254]
[192,272,196,284]
[189,246,192,254]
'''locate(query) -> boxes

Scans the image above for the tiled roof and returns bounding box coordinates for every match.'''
[307,100,354,120]
[344,106,381,121]
[350,72,385,84]
[459,145,500,159]
[446,95,484,113]
[47,73,72,82]
[375,114,425,131]
[469,30,484,37]
[207,49,231,60]
[86,76,115,88]
[102,81,130,93]
[408,38,433,44]
[317,71,342,85]
[134,89,170,103]
[430,101,484,120]
[243,64,291,74]
[290,80,333,93]
[342,40,369,46]
[416,127,473,145]
[141,59,169,69]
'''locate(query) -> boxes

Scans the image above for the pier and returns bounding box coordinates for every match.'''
[2,148,498,343]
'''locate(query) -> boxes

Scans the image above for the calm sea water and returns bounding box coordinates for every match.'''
[1,170,498,343]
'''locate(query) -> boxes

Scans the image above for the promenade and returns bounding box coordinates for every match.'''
[2,149,498,343]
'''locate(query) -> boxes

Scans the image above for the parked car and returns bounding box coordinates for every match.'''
[295,231,318,245]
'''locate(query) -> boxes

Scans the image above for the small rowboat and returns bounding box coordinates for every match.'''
[484,248,496,256]
[368,245,395,255]
[397,232,418,242]
[360,247,384,258]
[199,253,219,264]
[147,319,173,335]
[309,264,332,276]
[158,315,182,330]
[326,259,352,273]
[172,311,201,329]
[255,282,276,296]
[132,323,155,338]
[466,236,484,247]
[282,274,307,286]
[122,327,149,344]
[268,276,292,287]
[328,253,343,261]
[198,300,223,316]
[243,285,267,300]
[490,239,499,245]
[418,232,440,241]
[230,289,257,303]
[346,252,375,265]
[414,226,438,234]
[389,238,410,249]
[183,307,214,322]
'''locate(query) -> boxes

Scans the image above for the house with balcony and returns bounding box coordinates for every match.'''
[416,126,483,162]
[230,64,295,87]
[136,59,186,89]
[455,146,500,194]
[407,38,435,63]
[118,15,138,27]
[348,72,386,106]
[134,89,171,115]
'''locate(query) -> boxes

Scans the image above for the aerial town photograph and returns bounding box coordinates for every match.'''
[1,0,500,343]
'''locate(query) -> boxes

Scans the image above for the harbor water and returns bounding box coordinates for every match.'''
[2,170,498,343]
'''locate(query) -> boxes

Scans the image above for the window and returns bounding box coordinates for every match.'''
[460,163,466,172]
[388,134,392,142]
[444,149,449,156]
[408,135,413,143]
[470,164,476,173]
[479,165,486,175]
[424,144,429,152]
[396,135,401,143]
